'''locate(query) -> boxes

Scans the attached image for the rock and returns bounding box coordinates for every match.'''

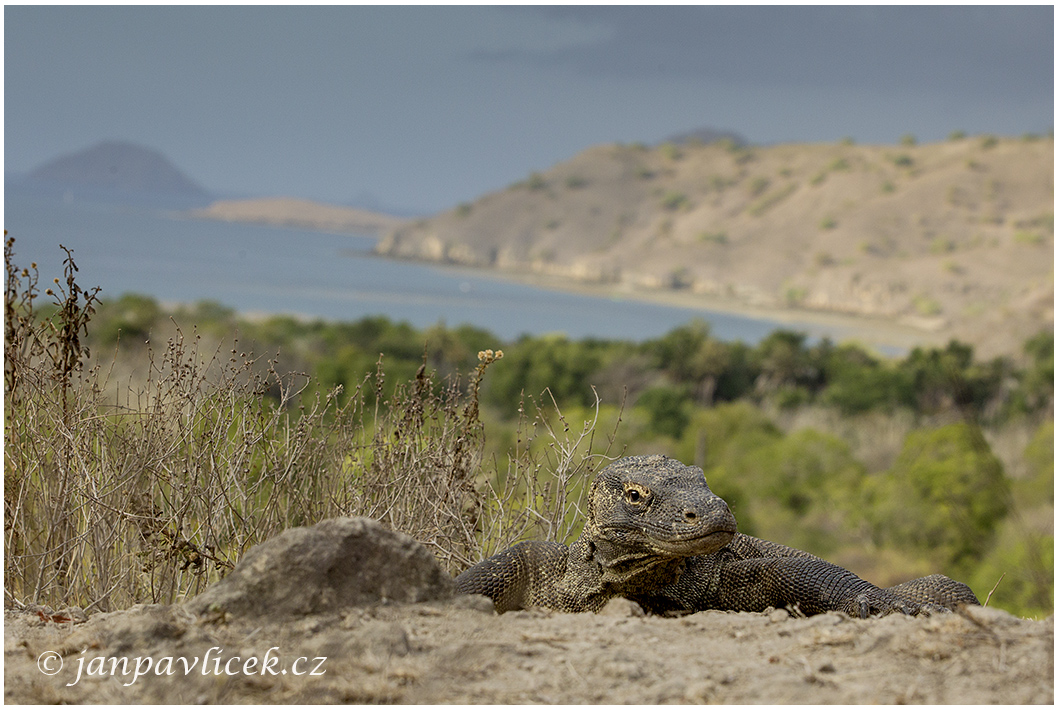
[768,608,791,623]
[449,593,498,614]
[598,598,645,617]
[186,517,454,618]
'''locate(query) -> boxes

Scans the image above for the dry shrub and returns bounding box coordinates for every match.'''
[336,351,624,572]
[5,234,360,609]
[473,387,624,560]
[4,237,619,611]
[346,354,490,571]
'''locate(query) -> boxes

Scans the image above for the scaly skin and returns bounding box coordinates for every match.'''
[455,455,979,617]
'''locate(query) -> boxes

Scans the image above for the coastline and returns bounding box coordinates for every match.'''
[188,197,406,236]
[413,258,948,356]
[174,200,953,355]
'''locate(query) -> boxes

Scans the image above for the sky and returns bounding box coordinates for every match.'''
[5,5,1054,215]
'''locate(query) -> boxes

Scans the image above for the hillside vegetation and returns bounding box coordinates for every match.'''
[5,238,1052,619]
[378,135,1053,357]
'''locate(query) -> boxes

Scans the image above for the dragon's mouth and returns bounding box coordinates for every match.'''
[648,528,735,556]
[599,523,736,557]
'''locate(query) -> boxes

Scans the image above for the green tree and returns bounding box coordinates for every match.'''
[865,423,1010,571]
[1009,330,1054,415]
[173,300,237,338]
[312,344,382,403]
[94,293,161,344]
[675,402,783,536]
[249,314,309,349]
[969,420,1053,617]
[752,330,813,395]
[971,522,1052,618]
[1017,420,1054,507]
[651,319,710,381]
[650,320,732,404]
[733,429,867,554]
[422,321,498,377]
[677,406,866,554]
[821,343,914,414]
[485,334,605,410]
[637,385,692,439]
[898,340,1004,415]
[713,341,755,402]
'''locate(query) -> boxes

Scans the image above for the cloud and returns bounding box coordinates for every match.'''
[471,6,1053,101]
[465,7,614,56]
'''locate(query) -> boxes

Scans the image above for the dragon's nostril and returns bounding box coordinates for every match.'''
[683,508,698,522]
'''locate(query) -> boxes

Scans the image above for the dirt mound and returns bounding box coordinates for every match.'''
[5,517,1052,703]
[186,517,454,619]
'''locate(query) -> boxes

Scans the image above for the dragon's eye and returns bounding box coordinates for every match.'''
[624,485,648,505]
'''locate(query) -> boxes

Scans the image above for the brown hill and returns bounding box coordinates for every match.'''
[192,197,406,235]
[377,136,1053,357]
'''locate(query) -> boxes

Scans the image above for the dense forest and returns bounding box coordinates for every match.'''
[5,240,1053,618]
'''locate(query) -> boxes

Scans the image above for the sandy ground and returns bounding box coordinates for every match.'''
[6,598,1052,704]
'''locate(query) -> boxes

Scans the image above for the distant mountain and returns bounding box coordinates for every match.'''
[19,140,212,207]
[662,127,748,147]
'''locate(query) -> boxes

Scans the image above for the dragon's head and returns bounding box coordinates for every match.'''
[586,454,737,558]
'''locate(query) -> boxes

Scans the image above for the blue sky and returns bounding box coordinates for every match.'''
[5,5,1054,214]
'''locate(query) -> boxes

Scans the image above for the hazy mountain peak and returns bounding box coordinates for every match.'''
[662,127,748,147]
[27,140,209,197]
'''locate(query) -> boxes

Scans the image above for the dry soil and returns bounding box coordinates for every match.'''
[5,598,1052,704]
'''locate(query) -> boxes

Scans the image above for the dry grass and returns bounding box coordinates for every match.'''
[473,387,624,561]
[4,237,618,611]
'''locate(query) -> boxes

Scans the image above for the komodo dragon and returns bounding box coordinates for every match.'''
[455,454,979,617]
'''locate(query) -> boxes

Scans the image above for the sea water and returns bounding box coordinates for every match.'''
[4,190,813,344]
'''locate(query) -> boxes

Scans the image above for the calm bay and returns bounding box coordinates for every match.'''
[5,191,828,344]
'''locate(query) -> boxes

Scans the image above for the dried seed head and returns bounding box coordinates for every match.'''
[477,347,504,364]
